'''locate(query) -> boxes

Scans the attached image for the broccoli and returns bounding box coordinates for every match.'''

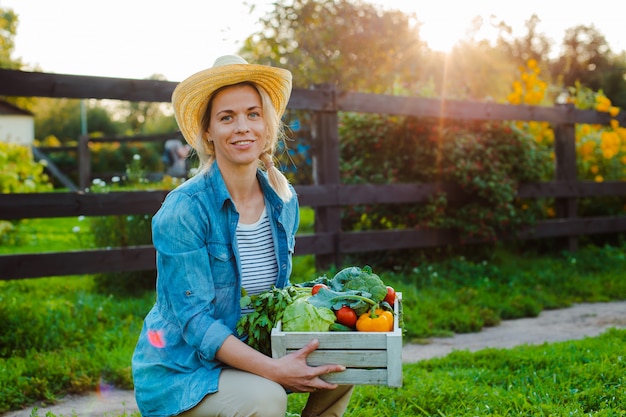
[329,265,387,303]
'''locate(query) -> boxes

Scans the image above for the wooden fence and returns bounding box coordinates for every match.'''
[1,68,626,280]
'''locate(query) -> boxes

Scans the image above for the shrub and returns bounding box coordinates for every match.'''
[0,142,53,193]
[339,113,552,269]
[0,142,54,242]
[88,154,179,296]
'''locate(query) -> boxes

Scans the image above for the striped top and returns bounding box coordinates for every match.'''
[238,207,277,313]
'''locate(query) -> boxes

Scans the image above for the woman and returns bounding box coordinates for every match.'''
[132,55,353,417]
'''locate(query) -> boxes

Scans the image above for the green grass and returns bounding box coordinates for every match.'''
[0,217,93,254]
[287,328,626,416]
[2,215,626,415]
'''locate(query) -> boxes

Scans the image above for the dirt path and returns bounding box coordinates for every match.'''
[4,301,626,417]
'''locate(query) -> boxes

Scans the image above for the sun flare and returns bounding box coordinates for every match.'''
[374,0,501,54]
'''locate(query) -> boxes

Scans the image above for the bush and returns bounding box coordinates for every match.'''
[0,142,53,193]
[90,213,156,296]
[0,142,54,242]
[339,114,553,269]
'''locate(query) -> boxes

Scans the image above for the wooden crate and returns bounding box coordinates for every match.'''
[271,293,403,387]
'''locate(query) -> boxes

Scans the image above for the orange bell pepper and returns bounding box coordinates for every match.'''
[356,307,394,332]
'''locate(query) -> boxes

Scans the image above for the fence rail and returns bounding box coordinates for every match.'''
[1,69,625,280]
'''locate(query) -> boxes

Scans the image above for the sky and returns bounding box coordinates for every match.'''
[2,0,625,82]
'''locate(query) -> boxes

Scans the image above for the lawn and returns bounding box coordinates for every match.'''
[1,215,626,416]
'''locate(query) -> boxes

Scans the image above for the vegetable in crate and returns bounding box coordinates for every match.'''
[335,305,358,328]
[282,297,336,332]
[237,286,306,356]
[329,266,388,303]
[356,308,394,332]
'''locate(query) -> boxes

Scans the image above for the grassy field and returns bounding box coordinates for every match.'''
[1,215,626,416]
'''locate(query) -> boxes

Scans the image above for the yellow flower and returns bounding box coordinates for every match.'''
[546,207,555,218]
[595,95,611,113]
[590,165,599,174]
[507,92,521,105]
[600,131,620,159]
[579,124,592,137]
[610,119,620,130]
[594,175,604,182]
[580,141,596,160]
[609,106,620,117]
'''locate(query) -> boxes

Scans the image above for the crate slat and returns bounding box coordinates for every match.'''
[290,349,388,368]
[271,293,403,387]
[321,368,388,385]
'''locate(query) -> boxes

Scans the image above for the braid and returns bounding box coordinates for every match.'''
[262,153,292,202]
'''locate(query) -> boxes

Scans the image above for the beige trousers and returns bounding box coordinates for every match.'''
[179,369,354,417]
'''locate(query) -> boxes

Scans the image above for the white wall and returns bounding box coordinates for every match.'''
[0,115,35,146]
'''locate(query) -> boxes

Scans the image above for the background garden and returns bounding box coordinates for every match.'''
[2,0,626,415]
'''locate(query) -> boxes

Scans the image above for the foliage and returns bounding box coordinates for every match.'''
[0,143,53,241]
[508,60,625,219]
[551,24,626,108]
[240,0,428,94]
[86,154,184,296]
[32,98,120,144]
[0,6,20,69]
[339,112,552,269]
[0,217,91,253]
[0,276,151,412]
[0,142,53,194]
[568,83,626,218]
[238,286,305,356]
[495,14,553,68]
[90,213,155,296]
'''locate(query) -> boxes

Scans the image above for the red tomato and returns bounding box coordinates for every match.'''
[311,283,327,295]
[335,306,357,328]
[384,286,396,305]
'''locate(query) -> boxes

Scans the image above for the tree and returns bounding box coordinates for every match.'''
[239,0,427,94]
[113,74,176,135]
[495,14,552,68]
[33,98,121,143]
[0,6,35,111]
[550,24,626,108]
[551,25,611,90]
[429,39,518,101]
[0,7,20,69]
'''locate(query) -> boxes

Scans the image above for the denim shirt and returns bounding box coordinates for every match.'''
[131,162,299,417]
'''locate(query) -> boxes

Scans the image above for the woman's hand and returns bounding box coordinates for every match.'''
[272,339,346,393]
[216,335,345,392]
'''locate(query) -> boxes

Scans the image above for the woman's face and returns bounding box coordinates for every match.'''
[207,84,267,169]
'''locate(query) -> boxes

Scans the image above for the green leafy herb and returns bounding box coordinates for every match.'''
[236,286,308,356]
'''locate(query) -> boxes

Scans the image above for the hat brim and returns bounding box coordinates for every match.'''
[172,63,292,151]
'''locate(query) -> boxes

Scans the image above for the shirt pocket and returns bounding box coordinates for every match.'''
[206,242,235,289]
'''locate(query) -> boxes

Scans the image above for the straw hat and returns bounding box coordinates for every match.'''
[172,55,293,151]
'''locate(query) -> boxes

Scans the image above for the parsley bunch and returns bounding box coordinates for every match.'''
[237,286,308,356]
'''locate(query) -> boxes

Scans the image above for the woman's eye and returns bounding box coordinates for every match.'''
[220,115,233,122]
[249,112,260,119]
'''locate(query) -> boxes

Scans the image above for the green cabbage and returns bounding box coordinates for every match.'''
[282,296,336,332]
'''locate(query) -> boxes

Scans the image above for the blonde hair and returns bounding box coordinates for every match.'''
[196,82,293,202]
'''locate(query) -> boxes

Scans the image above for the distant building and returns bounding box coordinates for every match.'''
[0,100,34,146]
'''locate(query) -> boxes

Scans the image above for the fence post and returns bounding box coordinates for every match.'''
[311,84,342,269]
[554,103,578,251]
[78,134,91,191]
